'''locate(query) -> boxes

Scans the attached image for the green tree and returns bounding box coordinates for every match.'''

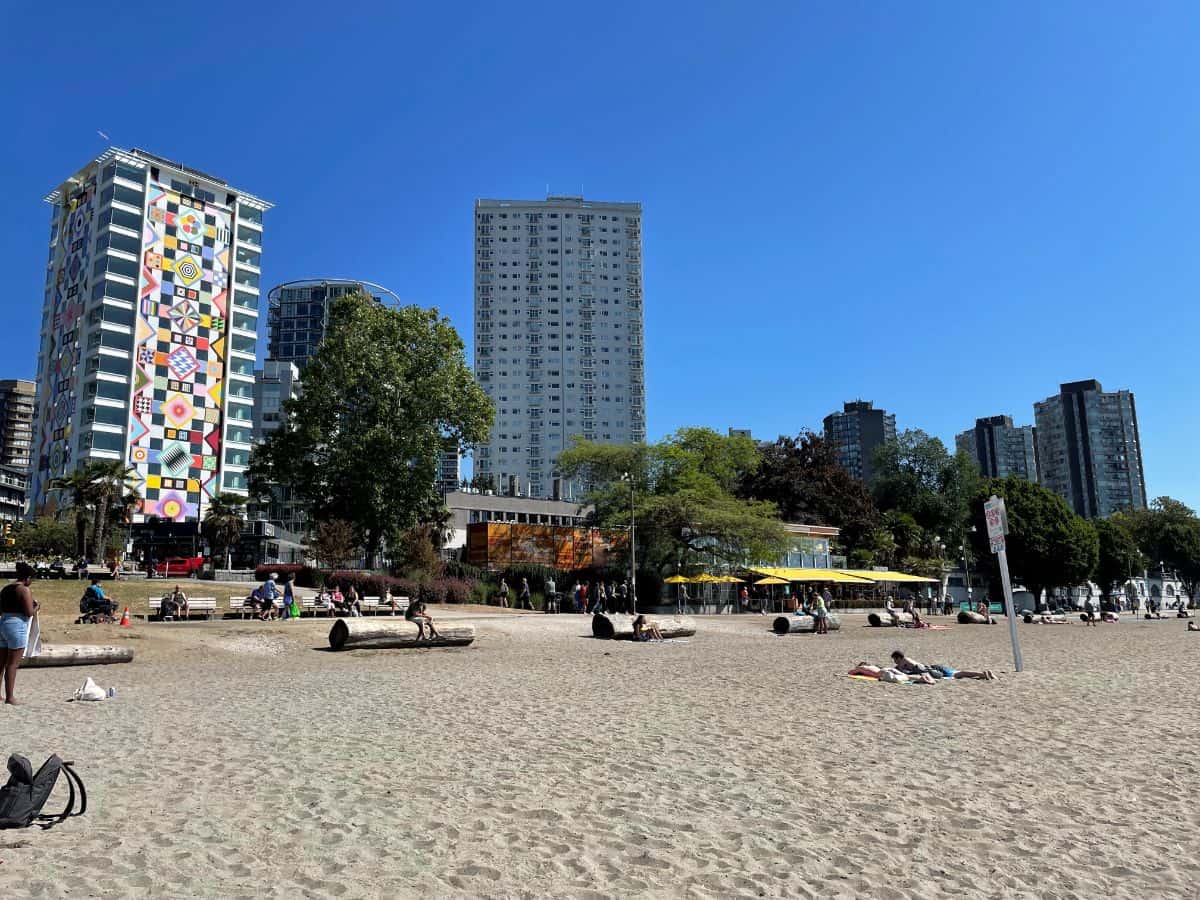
[308,518,358,570]
[1121,497,1200,603]
[13,516,76,559]
[49,466,97,558]
[1093,518,1145,605]
[88,461,136,563]
[202,493,247,570]
[250,292,492,567]
[969,477,1098,610]
[557,428,788,574]
[736,431,879,556]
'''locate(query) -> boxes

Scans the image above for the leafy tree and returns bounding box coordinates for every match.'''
[202,493,246,570]
[969,477,1098,610]
[1093,518,1145,604]
[557,428,787,575]
[1121,497,1200,603]
[13,516,76,559]
[872,430,980,539]
[49,466,96,558]
[308,518,358,569]
[250,292,492,567]
[88,461,135,563]
[736,432,879,555]
[393,524,444,577]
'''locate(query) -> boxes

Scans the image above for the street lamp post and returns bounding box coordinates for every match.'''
[623,472,636,614]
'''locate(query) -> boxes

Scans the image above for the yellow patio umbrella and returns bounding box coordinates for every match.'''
[718,575,744,583]
[755,576,789,586]
[664,574,691,584]
[693,573,722,583]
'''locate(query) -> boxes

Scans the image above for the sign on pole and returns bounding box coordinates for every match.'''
[985,495,1024,672]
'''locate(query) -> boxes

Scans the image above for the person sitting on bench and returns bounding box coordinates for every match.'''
[405,600,440,640]
[159,585,187,620]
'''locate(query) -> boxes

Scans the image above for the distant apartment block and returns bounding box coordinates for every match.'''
[0,380,36,472]
[955,415,1038,482]
[267,279,398,371]
[437,443,461,494]
[30,147,269,520]
[474,196,645,499]
[823,401,896,482]
[1034,380,1147,518]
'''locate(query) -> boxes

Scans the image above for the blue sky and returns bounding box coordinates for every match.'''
[3,1,1197,507]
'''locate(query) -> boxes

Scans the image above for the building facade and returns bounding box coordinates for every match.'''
[0,380,36,472]
[0,466,29,524]
[437,443,461,494]
[249,359,304,538]
[822,400,896,482]
[955,415,1039,481]
[473,197,645,500]
[267,278,397,371]
[30,147,269,521]
[1034,380,1147,518]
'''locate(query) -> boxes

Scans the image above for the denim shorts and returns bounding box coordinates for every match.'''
[0,613,30,650]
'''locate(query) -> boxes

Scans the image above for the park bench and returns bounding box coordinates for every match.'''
[148,596,217,620]
[361,595,410,615]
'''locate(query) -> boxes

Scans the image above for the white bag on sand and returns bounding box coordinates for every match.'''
[25,613,42,658]
[72,677,107,702]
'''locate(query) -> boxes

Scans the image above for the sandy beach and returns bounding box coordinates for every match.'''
[1,605,1197,898]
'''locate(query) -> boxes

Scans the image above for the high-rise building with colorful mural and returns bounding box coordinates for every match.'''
[31,147,271,526]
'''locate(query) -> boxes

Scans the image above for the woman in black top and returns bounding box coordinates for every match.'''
[1,562,37,705]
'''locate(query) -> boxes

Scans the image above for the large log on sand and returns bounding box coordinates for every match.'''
[592,613,695,640]
[772,614,842,635]
[328,618,475,650]
[957,610,992,625]
[21,644,134,668]
[867,612,914,627]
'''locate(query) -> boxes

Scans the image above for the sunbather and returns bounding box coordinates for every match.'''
[890,650,995,681]
[632,614,663,642]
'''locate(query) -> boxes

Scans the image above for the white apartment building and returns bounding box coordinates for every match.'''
[473,197,645,500]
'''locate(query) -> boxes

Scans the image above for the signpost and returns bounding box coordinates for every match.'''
[984,495,1024,672]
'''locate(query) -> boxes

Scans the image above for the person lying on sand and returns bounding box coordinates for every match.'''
[632,614,663,642]
[845,662,934,684]
[1188,622,1199,632]
[890,650,995,681]
[405,600,440,640]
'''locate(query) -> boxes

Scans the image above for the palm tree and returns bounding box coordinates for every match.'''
[202,493,247,570]
[88,461,136,563]
[49,466,99,559]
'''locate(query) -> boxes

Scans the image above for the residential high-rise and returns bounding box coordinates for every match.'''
[473,197,645,499]
[1034,380,1147,518]
[250,359,304,536]
[437,442,461,494]
[30,147,270,521]
[822,400,896,482]
[0,380,36,472]
[267,279,399,371]
[955,415,1038,482]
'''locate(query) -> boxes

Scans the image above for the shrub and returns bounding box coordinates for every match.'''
[254,564,318,587]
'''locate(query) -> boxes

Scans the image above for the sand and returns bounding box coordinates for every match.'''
[1,608,1197,898]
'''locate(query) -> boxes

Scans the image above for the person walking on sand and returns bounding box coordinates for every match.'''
[1,562,37,705]
[498,578,510,608]
[518,577,532,610]
[814,591,830,634]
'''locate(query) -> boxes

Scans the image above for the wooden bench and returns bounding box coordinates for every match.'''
[148,597,217,620]
[228,595,320,618]
[362,596,410,615]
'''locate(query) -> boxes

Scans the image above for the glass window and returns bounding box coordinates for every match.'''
[234,269,259,289]
[100,185,115,207]
[100,329,133,351]
[107,207,142,232]
[236,224,260,246]
[235,246,260,267]
[101,303,135,327]
[228,358,254,376]
[93,404,126,426]
[230,334,256,355]
[233,290,258,310]
[103,279,136,303]
[98,355,128,376]
[232,312,256,333]
[223,472,247,491]
[105,254,139,280]
[239,206,263,225]
[89,430,126,452]
[99,229,140,255]
[228,382,253,399]
[228,404,253,422]
[115,163,143,183]
[95,379,128,401]
[114,184,144,207]
[226,425,254,443]
[224,448,250,467]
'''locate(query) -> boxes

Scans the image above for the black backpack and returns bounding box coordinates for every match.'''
[0,754,87,830]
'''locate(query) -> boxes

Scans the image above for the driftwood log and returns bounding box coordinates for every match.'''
[1024,613,1067,624]
[328,618,475,651]
[21,644,134,668]
[866,611,914,628]
[957,610,994,624]
[591,613,695,640]
[772,614,842,635]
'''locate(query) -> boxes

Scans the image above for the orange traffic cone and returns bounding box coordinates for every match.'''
[119,607,131,627]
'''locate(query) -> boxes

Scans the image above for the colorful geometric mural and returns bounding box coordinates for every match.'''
[31,178,96,508]
[129,181,230,521]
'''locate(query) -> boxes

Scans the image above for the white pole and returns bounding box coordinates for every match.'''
[996,546,1024,672]
[629,479,637,614]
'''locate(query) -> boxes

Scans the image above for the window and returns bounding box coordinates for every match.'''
[223,472,247,491]
[114,184,144,207]
[233,290,258,311]
[101,303,135,327]
[236,224,261,246]
[235,246,260,267]
[87,430,125,453]
[226,425,254,443]
[95,380,128,401]
[225,448,250,467]
[100,329,133,352]
[92,405,126,427]
[230,334,257,355]
[234,269,259,289]
[102,279,137,303]
[97,355,128,376]
[106,206,142,232]
[232,312,256,333]
[239,206,263,226]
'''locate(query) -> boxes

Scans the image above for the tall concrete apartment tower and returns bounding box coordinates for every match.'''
[30,148,270,522]
[0,380,36,472]
[955,415,1039,482]
[1034,380,1147,518]
[823,400,896,482]
[473,197,645,499]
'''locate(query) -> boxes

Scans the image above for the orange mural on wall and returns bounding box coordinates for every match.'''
[466,523,628,571]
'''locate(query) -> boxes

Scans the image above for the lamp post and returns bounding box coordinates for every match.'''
[622,472,636,614]
[961,525,976,611]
